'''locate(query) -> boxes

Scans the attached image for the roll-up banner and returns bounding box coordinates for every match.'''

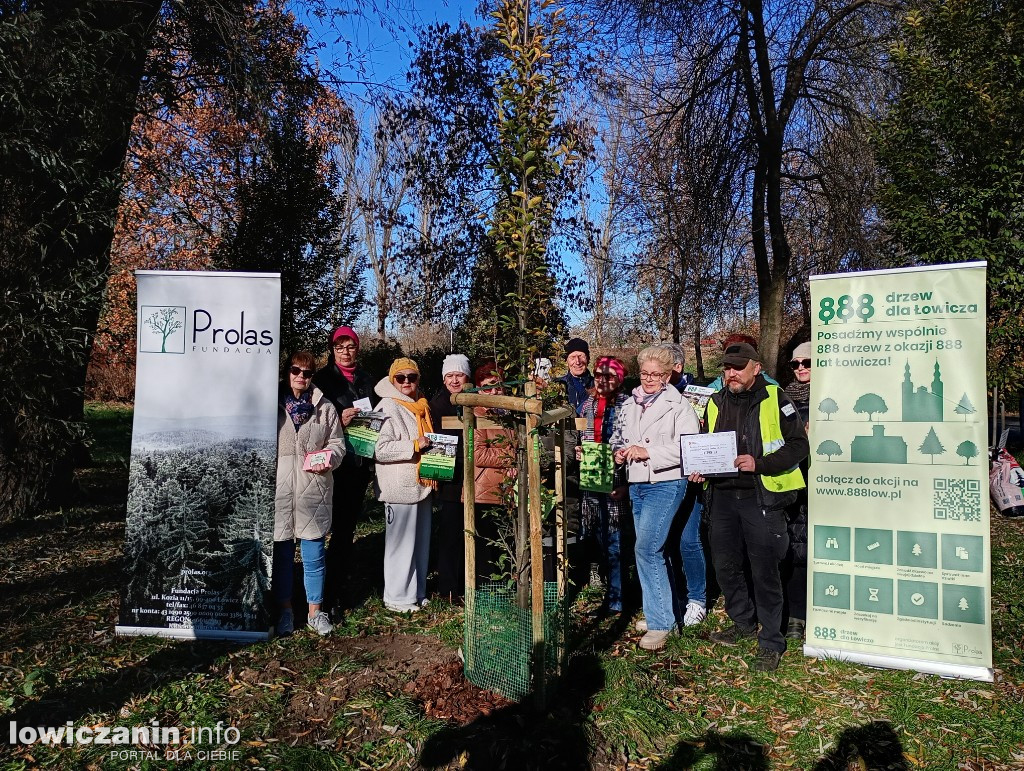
[806,262,992,681]
[116,271,281,641]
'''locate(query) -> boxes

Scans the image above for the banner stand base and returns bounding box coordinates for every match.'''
[804,645,993,682]
[116,625,269,643]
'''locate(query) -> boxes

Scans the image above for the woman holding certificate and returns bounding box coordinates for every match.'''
[274,351,346,637]
[612,346,701,650]
[374,358,436,613]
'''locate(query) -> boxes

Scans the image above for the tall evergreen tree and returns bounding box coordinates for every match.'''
[217,95,351,354]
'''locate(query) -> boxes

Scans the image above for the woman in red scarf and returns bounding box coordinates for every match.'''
[578,356,631,616]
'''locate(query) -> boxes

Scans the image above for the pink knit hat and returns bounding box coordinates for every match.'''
[331,325,359,349]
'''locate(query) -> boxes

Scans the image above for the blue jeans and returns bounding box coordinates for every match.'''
[631,479,688,631]
[273,537,327,607]
[673,491,707,608]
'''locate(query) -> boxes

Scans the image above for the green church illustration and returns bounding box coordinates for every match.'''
[902,360,943,422]
[850,424,908,464]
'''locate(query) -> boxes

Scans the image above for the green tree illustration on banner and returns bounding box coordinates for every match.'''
[954,393,976,421]
[818,398,839,421]
[853,393,888,421]
[956,440,979,465]
[919,426,946,464]
[144,308,182,353]
[817,440,843,461]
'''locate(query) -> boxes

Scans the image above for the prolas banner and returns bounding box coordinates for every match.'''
[806,262,992,681]
[116,271,281,641]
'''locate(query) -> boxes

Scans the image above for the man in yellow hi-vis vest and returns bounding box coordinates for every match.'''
[688,342,809,671]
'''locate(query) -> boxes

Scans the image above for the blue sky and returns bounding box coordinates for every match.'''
[295,1,483,101]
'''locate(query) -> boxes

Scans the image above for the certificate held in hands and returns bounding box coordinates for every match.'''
[680,431,739,476]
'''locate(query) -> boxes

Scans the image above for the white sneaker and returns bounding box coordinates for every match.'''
[385,601,422,613]
[306,611,333,636]
[683,601,707,627]
[639,629,673,651]
[635,617,648,633]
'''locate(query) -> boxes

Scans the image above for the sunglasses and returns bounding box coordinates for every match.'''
[790,359,812,370]
[290,366,314,378]
[394,373,419,384]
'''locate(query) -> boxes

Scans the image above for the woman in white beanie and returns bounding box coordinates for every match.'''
[428,354,472,602]
[782,341,812,640]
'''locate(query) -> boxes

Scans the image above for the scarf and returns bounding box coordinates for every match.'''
[396,396,438,490]
[593,394,607,442]
[336,363,358,382]
[284,390,314,431]
[586,394,619,443]
[632,384,667,412]
[785,380,811,407]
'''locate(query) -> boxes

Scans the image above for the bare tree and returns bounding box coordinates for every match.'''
[583,0,895,374]
[353,100,416,336]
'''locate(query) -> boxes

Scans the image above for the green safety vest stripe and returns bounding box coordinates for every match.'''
[706,385,805,493]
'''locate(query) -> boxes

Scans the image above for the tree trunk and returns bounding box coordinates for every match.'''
[0,0,162,522]
[692,322,705,381]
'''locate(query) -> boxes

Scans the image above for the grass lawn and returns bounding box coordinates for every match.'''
[1,402,1022,769]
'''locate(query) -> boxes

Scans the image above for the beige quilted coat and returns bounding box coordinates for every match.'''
[274,387,345,541]
[373,376,434,505]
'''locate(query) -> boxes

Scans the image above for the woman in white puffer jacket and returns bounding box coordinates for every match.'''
[373,357,436,612]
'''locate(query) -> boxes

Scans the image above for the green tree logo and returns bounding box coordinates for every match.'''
[853,393,888,421]
[142,306,184,353]
[818,398,839,421]
[816,440,843,461]
[954,393,976,421]
[956,440,979,465]
[918,426,946,464]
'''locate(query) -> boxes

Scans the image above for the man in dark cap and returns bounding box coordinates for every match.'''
[557,337,594,415]
[688,342,809,671]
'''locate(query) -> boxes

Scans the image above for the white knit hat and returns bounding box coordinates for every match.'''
[441,353,471,378]
[791,341,812,360]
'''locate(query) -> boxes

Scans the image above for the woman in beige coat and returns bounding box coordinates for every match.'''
[612,345,701,650]
[274,351,345,637]
[374,357,436,612]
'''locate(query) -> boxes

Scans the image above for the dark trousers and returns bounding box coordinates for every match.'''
[324,463,373,610]
[435,499,465,598]
[708,490,789,653]
[781,560,808,623]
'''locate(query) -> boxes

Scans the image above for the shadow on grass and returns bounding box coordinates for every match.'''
[419,652,604,770]
[654,731,769,770]
[0,557,122,629]
[812,720,909,771]
[5,640,244,728]
[650,720,908,771]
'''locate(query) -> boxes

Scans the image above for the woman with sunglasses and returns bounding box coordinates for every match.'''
[467,362,517,583]
[374,358,436,612]
[274,351,345,637]
[781,341,812,640]
[612,346,701,650]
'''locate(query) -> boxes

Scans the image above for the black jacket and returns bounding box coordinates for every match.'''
[428,390,466,503]
[706,374,809,512]
[313,363,378,469]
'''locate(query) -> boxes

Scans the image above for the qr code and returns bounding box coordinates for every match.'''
[933,478,982,521]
